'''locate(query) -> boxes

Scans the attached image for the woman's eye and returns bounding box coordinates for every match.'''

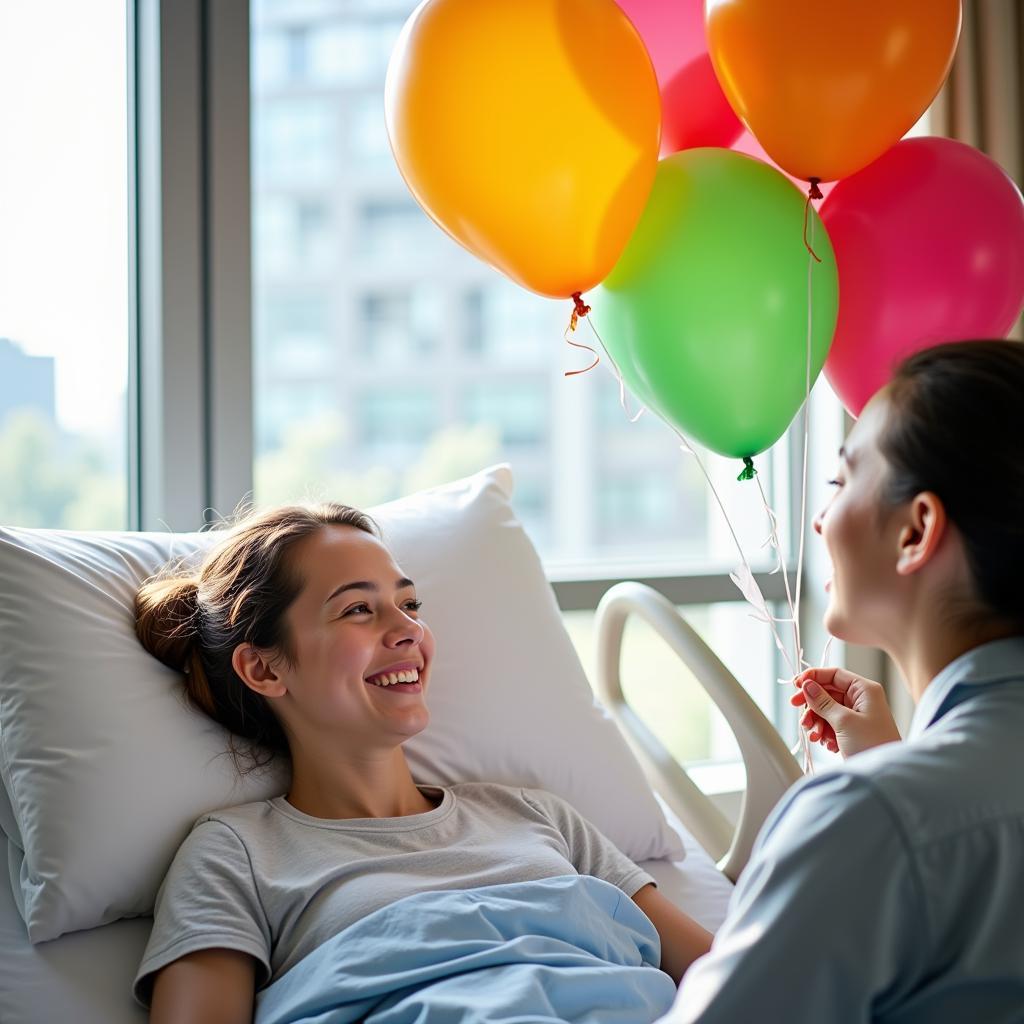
[404,599,423,613]
[343,603,372,616]
[826,478,843,488]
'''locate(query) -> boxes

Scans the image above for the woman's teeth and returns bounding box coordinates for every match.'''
[367,669,420,687]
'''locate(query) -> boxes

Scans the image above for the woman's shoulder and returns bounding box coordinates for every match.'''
[774,738,1001,857]
[156,802,276,900]
[182,796,284,852]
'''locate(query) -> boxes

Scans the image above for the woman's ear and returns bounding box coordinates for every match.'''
[231,642,287,698]
[895,492,947,577]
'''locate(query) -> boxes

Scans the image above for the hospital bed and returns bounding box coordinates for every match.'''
[0,466,801,1024]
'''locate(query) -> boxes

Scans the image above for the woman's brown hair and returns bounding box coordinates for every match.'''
[135,503,378,772]
[880,339,1024,628]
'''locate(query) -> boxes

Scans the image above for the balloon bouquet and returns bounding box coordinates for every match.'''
[386,0,1024,757]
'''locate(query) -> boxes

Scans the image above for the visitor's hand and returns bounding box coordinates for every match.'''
[790,667,902,758]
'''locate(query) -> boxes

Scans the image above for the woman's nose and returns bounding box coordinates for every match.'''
[812,509,824,535]
[384,610,424,648]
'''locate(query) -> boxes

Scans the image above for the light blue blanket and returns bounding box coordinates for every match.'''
[254,874,677,1024]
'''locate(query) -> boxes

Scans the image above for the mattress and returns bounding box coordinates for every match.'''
[0,796,733,1024]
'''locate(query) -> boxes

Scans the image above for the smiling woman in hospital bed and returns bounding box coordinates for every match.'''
[131,501,713,1023]
[661,340,1024,1024]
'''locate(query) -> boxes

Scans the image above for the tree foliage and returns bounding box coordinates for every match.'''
[0,410,125,529]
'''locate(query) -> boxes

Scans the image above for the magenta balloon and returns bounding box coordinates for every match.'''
[616,0,741,155]
[661,54,743,154]
[615,0,705,81]
[821,137,1024,416]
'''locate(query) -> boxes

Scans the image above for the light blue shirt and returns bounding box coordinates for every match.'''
[664,636,1024,1024]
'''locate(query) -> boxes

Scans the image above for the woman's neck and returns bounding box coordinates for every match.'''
[285,746,436,821]
[889,613,1020,704]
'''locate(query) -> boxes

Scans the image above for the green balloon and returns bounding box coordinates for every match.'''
[597,149,839,459]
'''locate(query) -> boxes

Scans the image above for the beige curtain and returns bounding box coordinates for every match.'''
[930,0,1023,337]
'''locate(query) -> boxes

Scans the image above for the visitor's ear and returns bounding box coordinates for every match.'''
[232,643,287,698]
[895,492,947,576]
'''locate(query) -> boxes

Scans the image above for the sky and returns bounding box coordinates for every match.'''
[0,1,128,439]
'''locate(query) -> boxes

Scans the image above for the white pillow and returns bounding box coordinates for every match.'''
[0,465,682,942]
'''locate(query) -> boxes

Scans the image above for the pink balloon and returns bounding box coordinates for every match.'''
[615,0,705,80]
[821,137,1024,415]
[661,54,743,155]
[615,0,742,155]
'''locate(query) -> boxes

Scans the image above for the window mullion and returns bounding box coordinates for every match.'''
[205,0,254,521]
[136,0,207,531]
[136,0,253,531]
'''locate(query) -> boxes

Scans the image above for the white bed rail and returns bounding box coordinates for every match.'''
[595,582,802,882]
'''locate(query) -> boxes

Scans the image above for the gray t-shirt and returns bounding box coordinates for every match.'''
[134,782,655,1007]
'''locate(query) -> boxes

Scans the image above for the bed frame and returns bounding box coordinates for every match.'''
[595,582,803,882]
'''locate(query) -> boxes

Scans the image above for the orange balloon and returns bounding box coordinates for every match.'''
[385,0,660,298]
[705,0,961,183]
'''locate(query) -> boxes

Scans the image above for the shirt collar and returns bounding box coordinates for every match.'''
[908,635,1024,740]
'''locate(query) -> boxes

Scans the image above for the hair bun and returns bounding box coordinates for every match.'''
[135,575,201,673]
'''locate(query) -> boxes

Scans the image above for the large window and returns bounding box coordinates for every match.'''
[0,1,130,529]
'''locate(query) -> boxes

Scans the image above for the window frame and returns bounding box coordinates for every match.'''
[133,0,253,531]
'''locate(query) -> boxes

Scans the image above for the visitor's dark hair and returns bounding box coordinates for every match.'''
[880,339,1024,628]
[135,503,379,773]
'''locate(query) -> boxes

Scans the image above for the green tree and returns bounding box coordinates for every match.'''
[0,410,125,529]
[254,413,396,509]
[254,413,501,511]
[401,422,501,497]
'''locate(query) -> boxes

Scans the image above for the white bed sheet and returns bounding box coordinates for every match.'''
[0,804,733,1024]
[1,838,150,1023]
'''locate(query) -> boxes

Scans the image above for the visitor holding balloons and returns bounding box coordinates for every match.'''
[655,341,1024,1023]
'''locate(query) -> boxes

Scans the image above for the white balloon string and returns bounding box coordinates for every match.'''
[799,212,818,770]
[671,428,801,685]
[789,635,837,759]
[795,210,815,667]
[755,474,800,665]
[768,195,820,773]
[585,316,645,422]
[593,299,816,769]
[793,202,819,772]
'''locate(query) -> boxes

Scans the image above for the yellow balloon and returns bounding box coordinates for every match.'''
[385,0,661,299]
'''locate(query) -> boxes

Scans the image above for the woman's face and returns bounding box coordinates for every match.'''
[813,393,906,647]
[271,525,434,750]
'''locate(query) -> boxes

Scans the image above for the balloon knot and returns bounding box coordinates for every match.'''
[569,291,592,333]
[807,178,824,200]
[737,456,758,482]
